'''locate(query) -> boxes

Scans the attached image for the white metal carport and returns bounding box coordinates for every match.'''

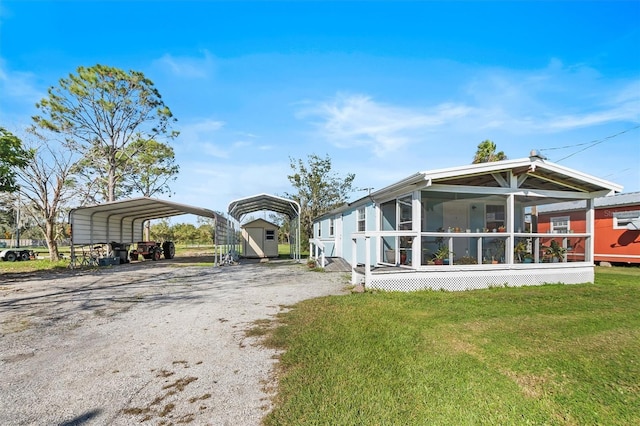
[227,193,301,261]
[68,197,232,265]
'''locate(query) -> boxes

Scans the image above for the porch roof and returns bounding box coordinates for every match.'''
[370,155,622,199]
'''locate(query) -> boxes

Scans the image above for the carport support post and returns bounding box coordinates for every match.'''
[213,216,218,266]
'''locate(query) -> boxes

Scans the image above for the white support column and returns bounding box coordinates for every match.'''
[374,204,381,265]
[351,237,358,284]
[506,193,515,264]
[413,190,421,268]
[586,198,595,263]
[365,236,371,286]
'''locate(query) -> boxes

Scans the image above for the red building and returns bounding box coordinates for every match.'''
[537,192,640,265]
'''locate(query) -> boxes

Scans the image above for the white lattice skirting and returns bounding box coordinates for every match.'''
[361,264,595,292]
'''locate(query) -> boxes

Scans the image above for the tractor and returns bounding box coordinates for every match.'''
[129,241,175,261]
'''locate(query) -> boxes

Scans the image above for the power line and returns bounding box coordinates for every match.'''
[539,124,640,162]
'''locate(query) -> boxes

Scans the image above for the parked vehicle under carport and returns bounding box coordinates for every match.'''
[0,248,35,262]
[129,241,175,261]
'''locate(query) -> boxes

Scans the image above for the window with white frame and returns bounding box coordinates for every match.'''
[317,223,321,237]
[329,218,335,236]
[613,210,640,229]
[398,196,413,231]
[550,216,570,233]
[266,230,275,240]
[357,207,366,232]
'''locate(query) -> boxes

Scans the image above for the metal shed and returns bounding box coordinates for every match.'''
[241,218,280,258]
[68,197,229,264]
[227,193,301,261]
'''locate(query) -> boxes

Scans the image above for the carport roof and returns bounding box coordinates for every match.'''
[68,197,225,245]
[69,197,221,222]
[227,193,300,221]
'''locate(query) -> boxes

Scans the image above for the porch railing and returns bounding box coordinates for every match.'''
[351,231,591,284]
[309,238,326,268]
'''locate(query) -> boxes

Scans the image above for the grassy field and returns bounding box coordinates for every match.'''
[262,266,640,425]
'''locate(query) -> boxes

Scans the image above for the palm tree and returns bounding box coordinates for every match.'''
[472,140,507,164]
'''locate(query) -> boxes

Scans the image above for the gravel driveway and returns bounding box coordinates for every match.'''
[0,257,348,425]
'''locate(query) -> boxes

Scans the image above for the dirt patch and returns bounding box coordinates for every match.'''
[0,257,347,425]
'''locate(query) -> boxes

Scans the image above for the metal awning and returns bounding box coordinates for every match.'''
[227,193,300,220]
[227,193,301,261]
[69,197,223,245]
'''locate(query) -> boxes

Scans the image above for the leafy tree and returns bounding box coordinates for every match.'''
[172,223,198,245]
[0,127,33,192]
[197,223,214,244]
[149,218,174,242]
[285,154,355,247]
[31,64,178,203]
[0,195,16,240]
[269,213,290,244]
[122,138,179,198]
[195,216,216,245]
[472,140,507,164]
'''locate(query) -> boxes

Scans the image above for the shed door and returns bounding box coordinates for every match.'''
[246,227,264,257]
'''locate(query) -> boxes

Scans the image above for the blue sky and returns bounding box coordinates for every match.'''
[1,1,639,216]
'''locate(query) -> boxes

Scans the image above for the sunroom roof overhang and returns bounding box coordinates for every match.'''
[370,157,622,201]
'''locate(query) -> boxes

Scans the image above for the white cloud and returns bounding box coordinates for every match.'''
[300,93,473,157]
[463,60,640,133]
[152,50,216,79]
[0,58,44,108]
[173,160,291,213]
[176,118,228,158]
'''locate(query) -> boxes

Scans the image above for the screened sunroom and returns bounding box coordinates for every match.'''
[311,153,622,291]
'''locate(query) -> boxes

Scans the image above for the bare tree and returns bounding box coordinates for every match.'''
[16,133,79,261]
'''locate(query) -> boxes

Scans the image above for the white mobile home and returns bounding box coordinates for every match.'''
[310,154,622,291]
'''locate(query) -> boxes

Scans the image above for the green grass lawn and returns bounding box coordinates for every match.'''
[262,266,640,425]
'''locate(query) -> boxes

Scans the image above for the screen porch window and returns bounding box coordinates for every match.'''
[613,210,640,229]
[550,216,570,233]
[486,205,505,231]
[357,207,366,232]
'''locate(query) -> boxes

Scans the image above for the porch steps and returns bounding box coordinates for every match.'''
[323,257,352,272]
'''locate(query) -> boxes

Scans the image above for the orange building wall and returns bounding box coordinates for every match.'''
[538,205,640,264]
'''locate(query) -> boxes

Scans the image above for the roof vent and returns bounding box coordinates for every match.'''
[529,149,547,160]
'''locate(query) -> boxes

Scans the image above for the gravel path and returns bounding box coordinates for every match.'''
[0,258,348,425]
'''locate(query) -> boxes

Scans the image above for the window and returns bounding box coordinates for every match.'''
[266,230,275,240]
[329,218,335,236]
[486,204,505,231]
[317,224,322,237]
[550,216,570,233]
[613,210,640,229]
[398,196,412,231]
[357,207,366,232]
